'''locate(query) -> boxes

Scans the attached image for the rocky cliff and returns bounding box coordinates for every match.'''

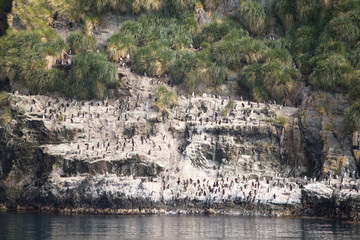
[1,65,360,220]
[1,0,360,221]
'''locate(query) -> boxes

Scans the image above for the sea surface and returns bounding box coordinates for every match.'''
[1,212,360,240]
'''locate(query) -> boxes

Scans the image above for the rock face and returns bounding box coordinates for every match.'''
[302,180,360,220]
[196,8,211,26]
[1,66,359,220]
[299,92,357,177]
[215,0,241,17]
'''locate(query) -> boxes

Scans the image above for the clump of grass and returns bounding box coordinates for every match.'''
[264,48,293,65]
[291,25,317,54]
[156,85,178,112]
[66,52,119,100]
[276,115,288,126]
[199,17,248,44]
[213,37,267,69]
[0,106,12,126]
[132,40,173,77]
[296,0,324,24]
[261,61,300,102]
[0,91,9,107]
[240,63,263,90]
[67,31,97,54]
[310,54,353,91]
[240,60,300,103]
[107,33,135,62]
[0,91,12,126]
[166,0,196,16]
[183,50,228,93]
[8,0,53,30]
[344,100,360,132]
[0,30,66,94]
[324,123,335,131]
[315,104,326,115]
[319,14,360,49]
[58,113,64,121]
[352,46,360,68]
[239,1,266,35]
[221,99,235,116]
[273,0,296,29]
[349,71,360,102]
[170,50,197,85]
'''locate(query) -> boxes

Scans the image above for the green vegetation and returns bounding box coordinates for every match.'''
[0,106,12,126]
[324,123,336,131]
[0,91,9,107]
[275,115,288,127]
[346,72,360,131]
[67,52,119,99]
[156,85,178,112]
[310,54,353,91]
[239,1,266,35]
[315,104,326,115]
[349,72,360,103]
[344,101,360,132]
[0,30,65,94]
[133,41,173,77]
[67,31,96,54]
[77,0,195,15]
[213,37,267,69]
[107,33,134,62]
[1,0,360,131]
[0,91,12,126]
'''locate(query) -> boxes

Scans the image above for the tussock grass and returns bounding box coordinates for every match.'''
[344,100,360,132]
[107,33,135,62]
[213,37,267,69]
[0,30,66,94]
[291,26,317,54]
[349,71,360,102]
[170,50,197,84]
[67,31,96,54]
[273,0,296,29]
[276,115,288,127]
[310,54,353,91]
[67,52,119,99]
[239,1,266,35]
[240,59,300,103]
[156,85,178,112]
[132,40,173,77]
[0,91,9,108]
[296,0,324,24]
[0,106,12,126]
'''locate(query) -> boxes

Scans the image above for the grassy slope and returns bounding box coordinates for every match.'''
[0,0,359,130]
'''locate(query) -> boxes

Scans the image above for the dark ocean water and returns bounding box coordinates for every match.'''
[1,212,360,240]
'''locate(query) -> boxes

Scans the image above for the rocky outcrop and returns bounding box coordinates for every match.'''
[0,67,359,220]
[196,8,211,26]
[299,92,357,177]
[214,0,241,17]
[302,180,360,220]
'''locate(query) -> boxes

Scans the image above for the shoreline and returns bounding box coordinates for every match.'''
[1,203,359,224]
